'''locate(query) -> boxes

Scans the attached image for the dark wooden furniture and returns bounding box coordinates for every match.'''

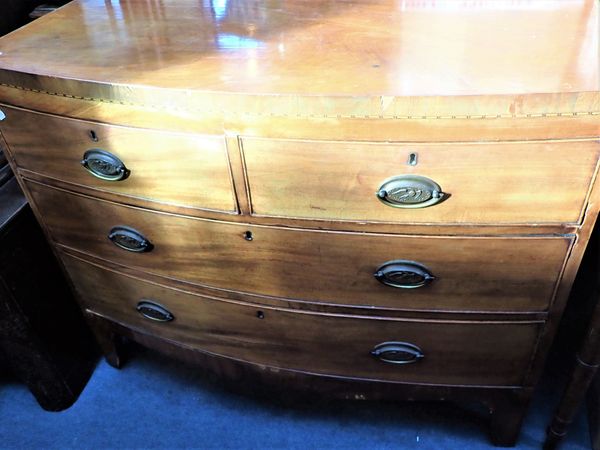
[0,0,598,445]
[545,251,600,448]
[543,215,600,449]
[0,176,96,411]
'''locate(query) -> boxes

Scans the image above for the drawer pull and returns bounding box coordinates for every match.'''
[374,260,435,289]
[81,149,130,181]
[136,301,174,322]
[376,175,444,208]
[371,342,424,365]
[108,226,153,252]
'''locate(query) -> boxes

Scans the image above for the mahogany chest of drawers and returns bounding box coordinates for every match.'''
[0,0,598,445]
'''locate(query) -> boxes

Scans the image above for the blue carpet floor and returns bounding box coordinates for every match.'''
[0,346,591,449]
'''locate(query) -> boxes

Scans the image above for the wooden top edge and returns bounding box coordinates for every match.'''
[0,68,599,120]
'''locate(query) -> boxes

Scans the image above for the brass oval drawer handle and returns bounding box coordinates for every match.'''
[136,300,174,322]
[376,175,444,208]
[81,149,130,181]
[108,226,153,253]
[374,260,435,289]
[371,342,424,365]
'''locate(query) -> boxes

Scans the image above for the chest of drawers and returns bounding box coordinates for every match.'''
[0,0,598,445]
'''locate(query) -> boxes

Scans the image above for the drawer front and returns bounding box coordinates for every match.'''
[241,137,600,224]
[0,106,236,212]
[28,180,572,313]
[62,253,541,387]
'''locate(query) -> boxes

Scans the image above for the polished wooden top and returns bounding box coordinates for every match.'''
[0,0,598,117]
[0,0,598,96]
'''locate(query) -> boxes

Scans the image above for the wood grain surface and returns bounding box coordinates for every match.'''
[0,105,236,213]
[27,179,574,313]
[0,0,597,120]
[62,252,543,387]
[0,1,598,445]
[242,137,600,225]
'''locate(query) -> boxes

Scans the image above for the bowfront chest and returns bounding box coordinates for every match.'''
[0,0,598,445]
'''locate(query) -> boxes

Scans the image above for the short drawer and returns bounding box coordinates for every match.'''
[28,180,573,313]
[240,137,600,225]
[0,106,236,212]
[62,253,542,387]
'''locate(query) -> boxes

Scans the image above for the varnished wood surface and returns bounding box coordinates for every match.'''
[58,246,550,321]
[1,0,596,96]
[27,179,574,314]
[242,137,600,225]
[4,103,597,227]
[63,252,543,387]
[17,168,585,236]
[0,105,237,213]
[545,232,600,448]
[0,1,597,444]
[87,311,535,447]
[0,0,597,117]
[2,95,600,145]
[90,311,534,401]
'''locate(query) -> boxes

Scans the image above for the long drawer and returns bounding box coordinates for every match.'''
[28,180,573,313]
[0,106,236,213]
[241,137,600,225]
[62,253,542,386]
